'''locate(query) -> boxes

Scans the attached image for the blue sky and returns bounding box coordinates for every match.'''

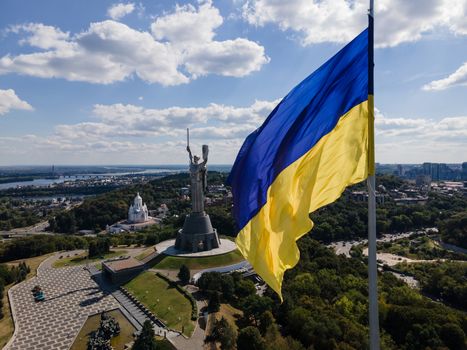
[0,0,466,165]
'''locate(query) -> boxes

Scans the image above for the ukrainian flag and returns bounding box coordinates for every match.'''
[227,28,373,299]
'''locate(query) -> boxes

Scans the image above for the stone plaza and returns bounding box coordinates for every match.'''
[6,263,119,350]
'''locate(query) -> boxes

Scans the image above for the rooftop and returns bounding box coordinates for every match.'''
[102,257,144,273]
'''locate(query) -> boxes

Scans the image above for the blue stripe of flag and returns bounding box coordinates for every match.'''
[227,28,369,231]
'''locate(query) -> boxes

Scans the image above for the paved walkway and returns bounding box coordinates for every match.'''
[6,264,119,350]
[6,248,212,350]
[192,261,250,284]
[165,285,207,350]
[38,249,84,271]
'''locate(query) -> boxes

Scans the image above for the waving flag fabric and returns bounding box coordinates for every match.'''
[227,28,373,299]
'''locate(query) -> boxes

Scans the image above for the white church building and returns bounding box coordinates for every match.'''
[107,192,158,234]
[128,192,149,223]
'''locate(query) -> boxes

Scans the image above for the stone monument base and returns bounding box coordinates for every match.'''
[175,212,220,253]
[155,239,236,257]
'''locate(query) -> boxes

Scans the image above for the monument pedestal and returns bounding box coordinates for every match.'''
[175,212,220,253]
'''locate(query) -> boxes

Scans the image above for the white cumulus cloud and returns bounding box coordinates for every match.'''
[1,99,466,164]
[10,23,70,50]
[151,1,222,45]
[0,89,33,116]
[184,39,269,78]
[422,62,467,91]
[0,99,279,164]
[85,99,279,137]
[375,109,467,141]
[151,0,269,78]
[107,3,135,20]
[241,0,467,47]
[0,1,268,85]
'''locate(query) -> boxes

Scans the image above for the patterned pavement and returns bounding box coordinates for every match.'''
[6,265,119,350]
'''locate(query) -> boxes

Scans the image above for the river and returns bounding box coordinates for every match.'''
[0,165,232,190]
[0,170,174,190]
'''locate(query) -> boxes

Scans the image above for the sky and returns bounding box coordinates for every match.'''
[0,0,466,165]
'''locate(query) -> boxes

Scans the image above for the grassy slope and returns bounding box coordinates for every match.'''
[151,250,244,270]
[215,304,242,332]
[135,247,157,261]
[205,303,243,349]
[125,271,194,336]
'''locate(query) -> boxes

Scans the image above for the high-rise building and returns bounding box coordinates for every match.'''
[416,175,431,187]
[397,164,404,176]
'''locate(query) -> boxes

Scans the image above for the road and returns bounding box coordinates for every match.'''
[1,202,81,238]
[0,220,55,238]
[438,241,467,255]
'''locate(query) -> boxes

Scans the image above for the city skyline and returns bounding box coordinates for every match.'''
[1,0,467,165]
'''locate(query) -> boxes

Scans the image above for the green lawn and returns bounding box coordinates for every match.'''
[53,250,128,268]
[125,271,194,336]
[150,249,244,270]
[70,309,136,350]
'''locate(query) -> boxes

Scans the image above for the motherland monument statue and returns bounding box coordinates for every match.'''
[175,129,220,252]
[187,142,208,213]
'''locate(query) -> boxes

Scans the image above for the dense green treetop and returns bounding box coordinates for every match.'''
[439,210,467,249]
[132,320,157,350]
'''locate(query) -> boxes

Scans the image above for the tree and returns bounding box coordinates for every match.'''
[259,311,275,335]
[132,320,157,350]
[88,241,98,258]
[264,322,305,350]
[88,238,111,258]
[439,211,467,249]
[237,326,266,350]
[235,279,256,298]
[208,291,221,313]
[405,324,442,350]
[390,215,412,232]
[241,295,273,326]
[206,206,236,236]
[197,272,223,292]
[221,275,235,301]
[178,264,190,285]
[0,280,4,319]
[208,317,236,350]
[440,323,466,350]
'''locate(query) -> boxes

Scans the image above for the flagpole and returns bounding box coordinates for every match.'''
[367,1,380,349]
